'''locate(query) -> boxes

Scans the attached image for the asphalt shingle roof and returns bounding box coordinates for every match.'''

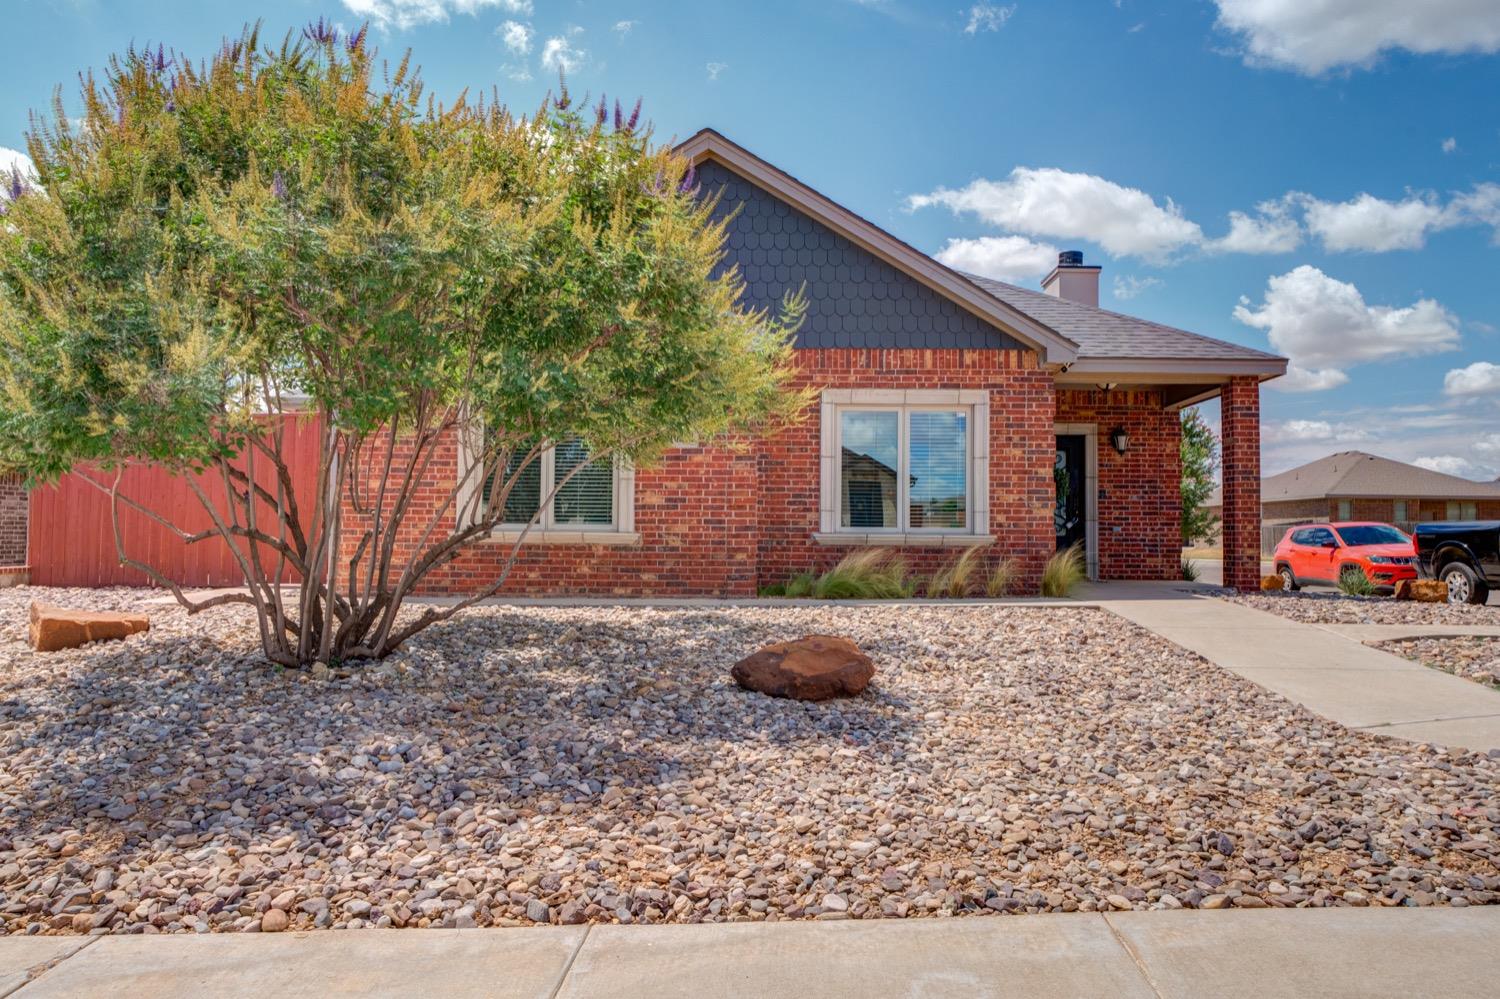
[962,272,1283,363]
[1259,451,1500,503]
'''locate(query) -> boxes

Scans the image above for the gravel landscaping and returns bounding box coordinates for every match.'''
[1373,636,1500,690]
[1227,591,1500,626]
[2,586,1499,936]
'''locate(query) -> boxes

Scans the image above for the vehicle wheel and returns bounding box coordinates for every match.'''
[1441,562,1488,605]
[1277,564,1299,591]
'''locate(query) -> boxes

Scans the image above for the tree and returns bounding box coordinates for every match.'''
[0,24,805,667]
[1180,407,1220,546]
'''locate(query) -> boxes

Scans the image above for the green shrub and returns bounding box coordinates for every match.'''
[1337,566,1376,596]
[1041,544,1087,598]
[985,557,1019,598]
[927,546,985,598]
[1181,558,1200,582]
[783,572,816,598]
[811,549,913,599]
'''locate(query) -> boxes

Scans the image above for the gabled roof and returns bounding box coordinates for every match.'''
[1262,451,1500,502]
[677,128,1287,380]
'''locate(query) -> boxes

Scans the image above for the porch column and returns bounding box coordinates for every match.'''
[1220,376,1261,591]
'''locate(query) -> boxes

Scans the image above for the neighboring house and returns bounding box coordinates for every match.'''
[359,129,1283,596]
[1208,451,1500,550]
[0,474,26,574]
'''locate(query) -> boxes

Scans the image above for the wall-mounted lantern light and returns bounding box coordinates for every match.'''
[1110,426,1130,455]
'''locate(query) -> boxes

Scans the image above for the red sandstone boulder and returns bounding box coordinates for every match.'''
[731,635,874,701]
[29,602,150,652]
[1409,580,1448,603]
[1260,575,1285,592]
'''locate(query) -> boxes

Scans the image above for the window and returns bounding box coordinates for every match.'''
[818,389,991,542]
[1392,501,1407,523]
[464,434,637,544]
[1447,500,1478,521]
[1336,499,1352,520]
[1335,524,1410,546]
[1305,527,1337,547]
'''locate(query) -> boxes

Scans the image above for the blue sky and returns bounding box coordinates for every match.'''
[4,0,1498,477]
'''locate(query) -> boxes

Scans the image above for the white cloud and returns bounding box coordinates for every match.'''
[1413,454,1493,479]
[706,62,728,81]
[1234,265,1461,391]
[1206,198,1302,254]
[934,235,1060,282]
[1213,0,1500,75]
[613,20,636,36]
[965,3,1016,34]
[1476,434,1500,457]
[910,167,1202,262]
[1300,191,1449,252]
[498,20,532,54]
[341,0,525,31]
[1263,419,1372,443]
[1444,361,1500,397]
[1442,137,1458,154]
[1112,274,1163,300]
[540,33,586,74]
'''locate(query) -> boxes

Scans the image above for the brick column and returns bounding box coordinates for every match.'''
[1219,376,1261,591]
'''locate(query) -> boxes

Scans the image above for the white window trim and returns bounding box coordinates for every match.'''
[456,427,638,546]
[817,388,991,546]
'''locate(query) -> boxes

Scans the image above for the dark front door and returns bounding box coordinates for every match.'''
[1055,434,1087,552]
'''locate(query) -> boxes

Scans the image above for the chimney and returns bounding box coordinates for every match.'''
[1041,250,1101,308]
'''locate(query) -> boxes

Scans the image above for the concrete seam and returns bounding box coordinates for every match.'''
[547,925,591,999]
[0,936,102,998]
[1101,913,1167,999]
[1356,711,1500,729]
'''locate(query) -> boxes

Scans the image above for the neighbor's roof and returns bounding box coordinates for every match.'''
[1260,451,1500,503]
[961,273,1284,365]
[677,128,1286,376]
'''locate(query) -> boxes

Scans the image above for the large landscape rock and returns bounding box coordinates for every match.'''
[28,602,149,652]
[731,634,874,701]
[1395,579,1448,603]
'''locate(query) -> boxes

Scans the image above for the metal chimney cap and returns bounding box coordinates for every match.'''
[1058,250,1084,267]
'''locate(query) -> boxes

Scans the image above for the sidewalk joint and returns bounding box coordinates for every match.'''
[547,924,591,999]
[0,935,102,999]
[1102,912,1166,999]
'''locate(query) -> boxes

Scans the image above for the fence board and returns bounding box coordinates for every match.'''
[28,414,324,588]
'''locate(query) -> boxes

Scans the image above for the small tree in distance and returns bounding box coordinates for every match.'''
[0,23,805,667]
[1180,407,1221,547]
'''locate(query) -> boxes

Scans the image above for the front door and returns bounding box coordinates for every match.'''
[1054,434,1087,553]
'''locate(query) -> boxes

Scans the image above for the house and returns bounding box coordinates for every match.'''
[365,129,1283,597]
[1209,451,1500,549]
[0,474,25,582]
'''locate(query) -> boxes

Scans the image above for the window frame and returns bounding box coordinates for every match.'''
[456,427,638,546]
[816,388,992,546]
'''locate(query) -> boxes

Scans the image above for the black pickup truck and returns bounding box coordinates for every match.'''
[1414,522,1500,604]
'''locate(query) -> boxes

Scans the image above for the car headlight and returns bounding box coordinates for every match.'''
[1368,556,1395,564]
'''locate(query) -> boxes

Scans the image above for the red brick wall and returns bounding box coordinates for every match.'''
[1220,376,1262,590]
[1055,389,1181,580]
[755,348,1056,590]
[0,475,26,566]
[339,348,1197,596]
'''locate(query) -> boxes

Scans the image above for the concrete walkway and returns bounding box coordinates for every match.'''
[2,909,1497,998]
[1084,582,1500,752]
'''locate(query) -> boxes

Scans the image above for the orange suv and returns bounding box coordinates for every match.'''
[1273,522,1417,592]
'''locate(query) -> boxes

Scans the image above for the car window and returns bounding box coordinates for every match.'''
[1335,525,1410,546]
[1307,528,1336,546]
[1290,529,1314,545]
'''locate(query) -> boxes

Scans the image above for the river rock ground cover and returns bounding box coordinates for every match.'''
[1373,636,1500,690]
[1,586,1497,935]
[1228,591,1500,626]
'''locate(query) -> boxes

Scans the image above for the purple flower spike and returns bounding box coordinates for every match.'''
[595,93,608,125]
[346,24,368,53]
[272,170,288,202]
[613,98,623,131]
[303,17,338,45]
[677,165,697,195]
[625,98,642,132]
[165,98,176,113]
[5,165,28,202]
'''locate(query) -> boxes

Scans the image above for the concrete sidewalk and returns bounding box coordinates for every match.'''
[1084,582,1500,752]
[3,909,1496,998]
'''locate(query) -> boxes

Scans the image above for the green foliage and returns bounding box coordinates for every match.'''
[1181,407,1221,546]
[985,557,1019,598]
[783,572,816,598]
[0,25,805,664]
[812,549,913,599]
[927,546,984,598]
[1041,544,1086,598]
[1337,566,1376,596]
[1181,558,1200,582]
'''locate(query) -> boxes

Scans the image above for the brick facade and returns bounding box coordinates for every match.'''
[1055,388,1182,580]
[1264,498,1500,525]
[0,475,26,567]
[1219,376,1262,591]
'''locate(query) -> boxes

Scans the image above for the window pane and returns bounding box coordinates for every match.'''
[494,445,541,524]
[840,411,899,529]
[908,411,967,529]
[552,438,614,526]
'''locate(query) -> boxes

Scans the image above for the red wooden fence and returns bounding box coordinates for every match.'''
[28,414,324,588]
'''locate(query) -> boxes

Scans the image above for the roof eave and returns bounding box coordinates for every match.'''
[676,129,1080,365]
